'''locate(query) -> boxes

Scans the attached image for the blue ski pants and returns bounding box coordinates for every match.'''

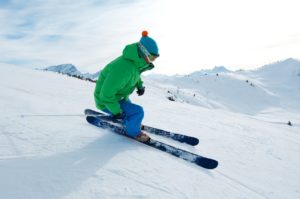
[103,100,144,137]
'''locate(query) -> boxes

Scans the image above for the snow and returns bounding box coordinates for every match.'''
[0,61,300,199]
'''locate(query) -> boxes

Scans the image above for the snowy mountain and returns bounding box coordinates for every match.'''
[0,60,300,199]
[44,64,81,75]
[189,66,231,76]
[146,58,300,115]
[42,64,100,80]
[252,58,300,85]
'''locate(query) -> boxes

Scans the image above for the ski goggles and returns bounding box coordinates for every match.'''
[138,43,159,63]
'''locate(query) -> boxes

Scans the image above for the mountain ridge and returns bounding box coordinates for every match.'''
[145,58,300,114]
[41,58,300,80]
[42,64,100,80]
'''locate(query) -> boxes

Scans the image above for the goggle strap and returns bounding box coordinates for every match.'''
[138,43,152,63]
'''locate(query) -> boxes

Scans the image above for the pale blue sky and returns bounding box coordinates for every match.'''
[1,0,300,75]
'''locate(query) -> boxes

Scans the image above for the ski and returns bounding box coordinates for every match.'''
[84,109,199,146]
[86,116,218,169]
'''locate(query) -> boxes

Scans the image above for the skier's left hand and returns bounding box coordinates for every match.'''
[136,86,145,96]
[112,112,126,121]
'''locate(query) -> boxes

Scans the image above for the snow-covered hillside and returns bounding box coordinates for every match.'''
[0,62,300,199]
[147,58,300,115]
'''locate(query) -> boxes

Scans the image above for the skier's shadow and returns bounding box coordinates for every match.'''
[0,132,135,199]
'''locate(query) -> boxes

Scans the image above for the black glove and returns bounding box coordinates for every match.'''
[112,112,126,121]
[136,86,145,96]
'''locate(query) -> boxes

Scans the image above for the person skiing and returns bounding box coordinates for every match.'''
[94,31,159,142]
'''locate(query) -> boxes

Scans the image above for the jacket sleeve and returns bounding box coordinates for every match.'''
[100,68,131,115]
[136,77,144,89]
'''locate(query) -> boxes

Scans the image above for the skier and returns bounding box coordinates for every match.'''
[94,31,159,142]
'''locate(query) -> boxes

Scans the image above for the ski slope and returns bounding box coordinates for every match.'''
[0,63,300,199]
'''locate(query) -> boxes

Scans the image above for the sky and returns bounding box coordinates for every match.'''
[1,0,300,75]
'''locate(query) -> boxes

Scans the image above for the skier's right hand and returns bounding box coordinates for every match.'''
[136,86,145,96]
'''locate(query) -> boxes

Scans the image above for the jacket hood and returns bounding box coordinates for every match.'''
[122,43,154,72]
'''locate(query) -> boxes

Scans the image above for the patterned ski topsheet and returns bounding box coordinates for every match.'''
[86,116,218,169]
[84,109,199,146]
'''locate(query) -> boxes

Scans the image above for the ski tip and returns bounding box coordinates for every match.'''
[86,115,97,123]
[190,138,199,146]
[85,108,100,115]
[84,109,88,115]
[181,137,199,146]
[196,158,218,169]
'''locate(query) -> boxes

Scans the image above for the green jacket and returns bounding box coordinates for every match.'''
[94,43,154,114]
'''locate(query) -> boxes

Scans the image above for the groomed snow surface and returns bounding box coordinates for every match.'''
[0,60,300,199]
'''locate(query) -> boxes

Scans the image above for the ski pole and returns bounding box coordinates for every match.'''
[19,114,103,118]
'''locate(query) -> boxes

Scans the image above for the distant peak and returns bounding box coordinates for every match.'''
[260,58,300,69]
[263,58,300,67]
[45,63,77,70]
[212,66,230,73]
[189,66,230,77]
[42,63,100,80]
[43,64,80,76]
[281,58,300,64]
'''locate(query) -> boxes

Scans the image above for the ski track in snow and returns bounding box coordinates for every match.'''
[215,170,269,199]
